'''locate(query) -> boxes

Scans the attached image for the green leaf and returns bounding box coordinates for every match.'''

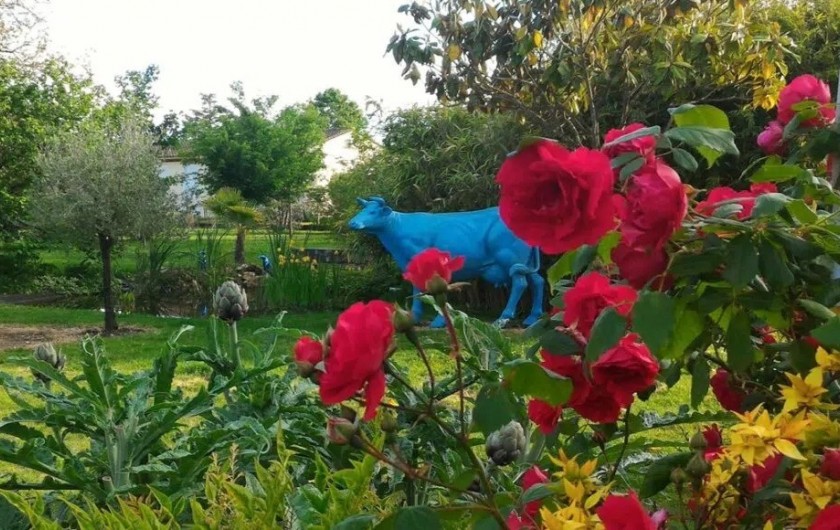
[547,253,575,290]
[671,104,730,127]
[752,193,791,218]
[632,291,676,356]
[335,515,376,530]
[522,484,553,504]
[786,200,818,224]
[503,360,572,406]
[758,239,793,289]
[639,452,693,498]
[602,126,660,149]
[610,152,640,169]
[811,317,840,349]
[691,357,710,408]
[661,303,704,360]
[726,310,754,372]
[722,235,758,289]
[572,245,597,276]
[596,232,621,265]
[751,160,808,183]
[540,330,582,356]
[619,157,645,181]
[672,148,698,172]
[473,383,519,436]
[393,507,442,530]
[585,308,627,362]
[799,300,837,321]
[665,126,739,167]
[669,250,724,276]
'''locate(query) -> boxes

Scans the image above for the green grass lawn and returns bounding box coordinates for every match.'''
[36,229,344,277]
[0,303,709,503]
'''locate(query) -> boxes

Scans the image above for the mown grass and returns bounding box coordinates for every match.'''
[36,229,343,277]
[0,303,707,509]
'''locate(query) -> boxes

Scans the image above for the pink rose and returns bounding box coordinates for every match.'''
[619,160,687,251]
[777,74,835,127]
[757,121,785,155]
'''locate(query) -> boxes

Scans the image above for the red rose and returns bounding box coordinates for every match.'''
[612,243,671,290]
[496,140,617,254]
[619,160,687,251]
[541,352,591,408]
[810,505,840,530]
[703,424,724,462]
[563,272,637,337]
[592,334,659,407]
[777,74,835,127]
[757,121,786,155]
[403,248,465,293]
[603,123,657,162]
[804,336,822,350]
[574,384,624,424]
[294,336,323,365]
[522,466,550,517]
[506,512,534,530]
[528,399,563,435]
[747,453,784,493]
[695,184,778,220]
[710,369,746,412]
[596,491,657,530]
[821,449,840,480]
[319,301,395,421]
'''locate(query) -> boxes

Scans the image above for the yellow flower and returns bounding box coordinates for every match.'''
[549,450,601,498]
[789,470,840,526]
[816,348,840,373]
[728,407,807,465]
[804,412,840,450]
[780,368,830,413]
[540,504,604,530]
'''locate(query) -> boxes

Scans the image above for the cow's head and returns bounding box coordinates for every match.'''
[348,197,393,232]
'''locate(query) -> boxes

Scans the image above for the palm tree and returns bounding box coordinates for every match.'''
[204,188,262,265]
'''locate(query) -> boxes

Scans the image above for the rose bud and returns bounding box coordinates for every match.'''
[326,417,357,445]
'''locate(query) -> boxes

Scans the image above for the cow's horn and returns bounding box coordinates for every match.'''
[356,197,368,206]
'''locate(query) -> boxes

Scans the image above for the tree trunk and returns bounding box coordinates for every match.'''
[235,226,246,265]
[99,233,118,334]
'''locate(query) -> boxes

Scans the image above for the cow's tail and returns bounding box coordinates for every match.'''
[509,246,541,277]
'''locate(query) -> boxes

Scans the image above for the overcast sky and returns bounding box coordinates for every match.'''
[42,0,435,118]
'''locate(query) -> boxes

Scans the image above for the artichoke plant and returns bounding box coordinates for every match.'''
[213,281,249,323]
[485,420,526,466]
[32,342,66,384]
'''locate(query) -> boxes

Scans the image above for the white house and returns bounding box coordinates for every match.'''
[159,148,208,217]
[313,129,360,188]
[158,129,359,217]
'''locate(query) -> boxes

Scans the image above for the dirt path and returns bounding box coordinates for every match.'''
[0,325,147,352]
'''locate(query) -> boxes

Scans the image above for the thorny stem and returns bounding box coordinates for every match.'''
[407,331,436,405]
[441,304,466,439]
[357,436,464,494]
[608,405,633,482]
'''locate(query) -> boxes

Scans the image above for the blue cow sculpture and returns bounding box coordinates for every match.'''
[348,197,545,328]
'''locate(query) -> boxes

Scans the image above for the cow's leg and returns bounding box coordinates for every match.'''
[410,287,424,323]
[496,274,527,328]
[429,313,446,328]
[523,272,545,327]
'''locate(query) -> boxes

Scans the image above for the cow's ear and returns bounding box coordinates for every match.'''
[356,197,368,207]
[378,205,392,216]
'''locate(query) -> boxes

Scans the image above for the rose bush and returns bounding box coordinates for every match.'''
[288,72,840,530]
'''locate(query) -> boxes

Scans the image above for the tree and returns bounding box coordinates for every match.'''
[204,188,262,265]
[769,0,840,84]
[313,88,367,133]
[184,85,327,203]
[0,57,95,239]
[387,0,793,148]
[31,117,175,333]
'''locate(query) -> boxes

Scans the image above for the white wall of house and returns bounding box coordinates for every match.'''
[314,131,359,188]
[159,158,210,217]
[157,131,360,218]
